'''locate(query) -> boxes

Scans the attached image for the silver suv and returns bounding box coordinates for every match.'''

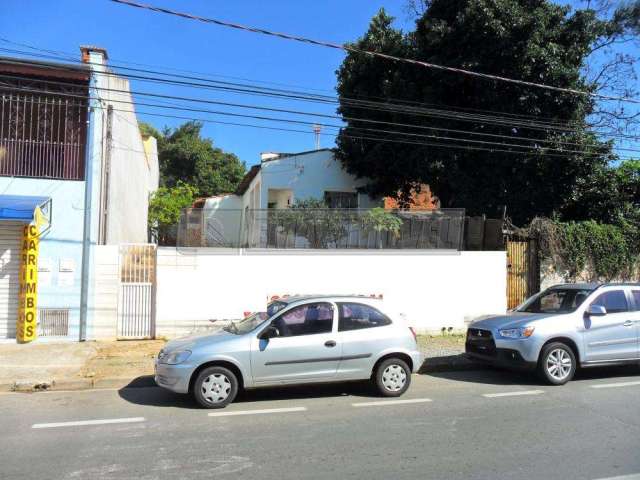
[155,296,422,408]
[466,283,640,385]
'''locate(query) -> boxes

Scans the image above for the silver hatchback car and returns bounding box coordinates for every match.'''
[155,295,422,408]
[466,283,640,385]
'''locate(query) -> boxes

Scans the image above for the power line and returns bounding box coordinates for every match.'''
[2,45,636,141]
[2,82,631,160]
[108,0,640,105]
[0,36,336,95]
[0,51,585,133]
[112,106,634,160]
[3,71,638,155]
[0,42,603,130]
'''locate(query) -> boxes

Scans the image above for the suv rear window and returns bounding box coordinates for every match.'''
[338,303,391,331]
[632,291,640,311]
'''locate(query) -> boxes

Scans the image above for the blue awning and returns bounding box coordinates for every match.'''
[0,195,50,222]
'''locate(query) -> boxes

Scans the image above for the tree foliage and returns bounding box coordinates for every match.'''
[563,159,640,223]
[141,121,246,198]
[527,217,640,281]
[148,181,198,245]
[271,198,352,248]
[336,2,638,225]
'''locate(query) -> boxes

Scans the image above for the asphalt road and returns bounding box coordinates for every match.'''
[1,366,639,480]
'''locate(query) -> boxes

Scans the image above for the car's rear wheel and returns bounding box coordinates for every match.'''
[538,342,576,385]
[373,358,411,397]
[193,366,238,409]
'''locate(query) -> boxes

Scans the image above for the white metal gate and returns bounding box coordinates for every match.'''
[117,244,156,339]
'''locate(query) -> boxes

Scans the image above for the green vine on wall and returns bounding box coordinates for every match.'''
[525,217,640,281]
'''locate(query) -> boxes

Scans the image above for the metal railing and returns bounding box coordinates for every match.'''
[37,308,69,337]
[177,208,465,250]
[0,80,88,180]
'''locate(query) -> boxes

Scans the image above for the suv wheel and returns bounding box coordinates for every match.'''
[374,358,411,397]
[193,366,239,409]
[538,343,576,385]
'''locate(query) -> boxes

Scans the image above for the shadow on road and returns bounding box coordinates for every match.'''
[424,367,538,386]
[117,376,377,409]
[424,363,639,386]
[235,381,376,404]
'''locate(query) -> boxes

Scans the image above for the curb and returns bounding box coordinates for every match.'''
[0,375,158,393]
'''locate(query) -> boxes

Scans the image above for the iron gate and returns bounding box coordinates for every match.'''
[117,244,156,339]
[506,236,539,309]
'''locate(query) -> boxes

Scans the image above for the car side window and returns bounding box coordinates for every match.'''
[338,303,392,331]
[591,290,629,314]
[632,291,640,311]
[271,303,334,337]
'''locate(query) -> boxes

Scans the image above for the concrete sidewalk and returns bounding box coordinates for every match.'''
[0,335,476,393]
[0,340,165,392]
[417,334,480,373]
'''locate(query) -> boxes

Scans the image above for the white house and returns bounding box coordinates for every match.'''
[185,149,383,247]
[208,148,380,209]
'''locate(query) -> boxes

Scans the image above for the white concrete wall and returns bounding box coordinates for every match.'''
[90,245,119,340]
[99,74,159,244]
[155,248,507,338]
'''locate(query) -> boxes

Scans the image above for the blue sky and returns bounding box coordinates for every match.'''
[0,1,636,167]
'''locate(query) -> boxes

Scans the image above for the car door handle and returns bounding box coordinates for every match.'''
[324,340,336,348]
[623,320,634,327]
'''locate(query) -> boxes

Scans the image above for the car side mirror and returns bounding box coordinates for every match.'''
[586,304,607,317]
[260,325,279,340]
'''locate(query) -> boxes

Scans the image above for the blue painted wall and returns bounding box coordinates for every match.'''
[0,177,85,340]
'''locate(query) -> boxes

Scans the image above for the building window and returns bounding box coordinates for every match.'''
[324,191,358,208]
[0,79,88,180]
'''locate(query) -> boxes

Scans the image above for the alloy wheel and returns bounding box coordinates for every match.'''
[546,348,573,381]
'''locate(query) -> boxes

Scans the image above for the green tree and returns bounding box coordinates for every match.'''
[148,181,198,245]
[271,198,353,248]
[361,207,403,248]
[141,121,246,197]
[336,3,636,225]
[564,159,640,223]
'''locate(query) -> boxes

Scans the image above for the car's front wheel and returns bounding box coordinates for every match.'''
[538,342,576,385]
[373,358,412,397]
[193,366,239,409]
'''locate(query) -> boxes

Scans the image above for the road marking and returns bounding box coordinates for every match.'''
[592,474,640,480]
[208,407,307,417]
[352,398,432,407]
[482,390,545,398]
[590,381,640,390]
[32,417,145,429]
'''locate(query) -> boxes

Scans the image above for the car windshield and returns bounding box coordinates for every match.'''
[223,312,269,335]
[517,288,593,314]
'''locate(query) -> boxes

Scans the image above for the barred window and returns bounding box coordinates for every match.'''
[0,79,88,180]
[324,191,358,208]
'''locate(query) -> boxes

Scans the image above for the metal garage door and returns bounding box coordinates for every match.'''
[0,222,23,339]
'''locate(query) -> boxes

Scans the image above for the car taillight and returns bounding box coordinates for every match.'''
[409,327,417,341]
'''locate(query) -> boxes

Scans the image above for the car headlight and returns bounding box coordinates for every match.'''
[161,350,192,365]
[499,326,535,339]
